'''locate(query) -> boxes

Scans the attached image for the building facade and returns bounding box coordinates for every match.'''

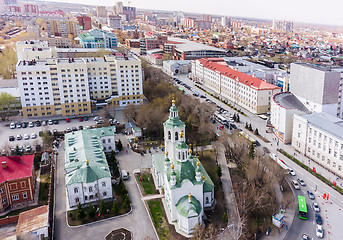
[47,20,79,38]
[272,19,293,33]
[79,29,117,49]
[17,54,143,117]
[192,58,281,114]
[96,6,107,18]
[292,113,343,178]
[152,100,214,235]
[65,127,115,208]
[77,15,92,30]
[108,15,122,30]
[0,155,35,212]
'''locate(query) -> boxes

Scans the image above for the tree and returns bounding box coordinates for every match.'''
[41,130,54,151]
[122,194,130,209]
[216,165,222,178]
[222,211,228,223]
[248,142,255,159]
[245,122,249,129]
[112,201,119,215]
[0,46,17,79]
[76,203,85,221]
[249,123,253,131]
[236,114,240,123]
[117,139,123,152]
[0,92,20,121]
[99,199,106,216]
[87,202,96,219]
[254,128,259,135]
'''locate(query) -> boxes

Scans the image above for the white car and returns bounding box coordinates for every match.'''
[16,135,22,140]
[270,153,277,160]
[10,122,15,129]
[313,202,320,212]
[24,134,30,140]
[31,133,37,139]
[28,122,34,128]
[289,169,296,176]
[316,224,324,238]
[48,120,53,125]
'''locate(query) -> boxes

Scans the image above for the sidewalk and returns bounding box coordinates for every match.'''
[262,208,295,240]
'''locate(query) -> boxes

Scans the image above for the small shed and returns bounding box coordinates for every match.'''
[41,152,50,165]
[272,212,284,228]
[132,127,142,138]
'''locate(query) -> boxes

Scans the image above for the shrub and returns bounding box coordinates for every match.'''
[87,202,96,220]
[76,203,85,221]
[112,201,119,215]
[99,199,106,216]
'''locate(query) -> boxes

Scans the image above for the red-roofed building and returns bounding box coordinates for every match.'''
[191,58,281,114]
[0,155,36,212]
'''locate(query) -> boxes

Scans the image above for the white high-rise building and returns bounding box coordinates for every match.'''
[108,15,122,30]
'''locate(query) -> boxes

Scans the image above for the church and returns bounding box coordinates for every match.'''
[152,99,215,235]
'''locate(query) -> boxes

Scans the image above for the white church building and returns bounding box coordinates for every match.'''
[152,100,215,235]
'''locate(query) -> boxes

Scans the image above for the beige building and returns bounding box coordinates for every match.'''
[47,20,79,39]
[96,6,107,18]
[192,58,281,114]
[17,55,143,117]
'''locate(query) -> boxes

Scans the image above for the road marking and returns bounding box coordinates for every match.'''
[306,177,316,185]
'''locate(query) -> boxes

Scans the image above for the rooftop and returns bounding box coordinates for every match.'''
[273,92,310,112]
[16,205,49,236]
[198,58,281,90]
[168,37,227,53]
[0,155,34,184]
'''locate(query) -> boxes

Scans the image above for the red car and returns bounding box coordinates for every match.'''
[66,118,70,123]
[78,117,83,122]
[219,125,224,130]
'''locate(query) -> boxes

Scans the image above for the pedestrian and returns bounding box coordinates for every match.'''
[286,225,288,230]
[126,150,128,154]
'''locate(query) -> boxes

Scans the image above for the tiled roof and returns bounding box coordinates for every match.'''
[198,58,281,90]
[0,155,34,184]
[17,205,49,235]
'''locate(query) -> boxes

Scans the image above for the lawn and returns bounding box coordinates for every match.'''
[147,199,173,240]
[136,172,157,195]
[39,173,51,205]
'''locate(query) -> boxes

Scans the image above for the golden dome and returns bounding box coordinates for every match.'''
[196,161,200,166]
[202,175,205,180]
[166,151,168,156]
[86,159,89,165]
[172,99,175,105]
[171,164,174,170]
[179,131,184,138]
[188,193,192,200]
[189,148,192,154]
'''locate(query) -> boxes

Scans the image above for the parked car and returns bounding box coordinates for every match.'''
[18,146,24,154]
[301,234,310,240]
[1,150,6,156]
[22,122,27,128]
[78,126,83,130]
[9,136,15,141]
[307,190,315,200]
[25,145,32,153]
[48,120,53,125]
[96,120,104,125]
[24,134,30,140]
[66,118,70,123]
[66,128,71,133]
[78,117,83,122]
[219,125,224,130]
[28,122,34,128]
[291,180,300,190]
[31,133,37,139]
[42,121,47,126]
[315,213,322,225]
[72,127,77,131]
[289,169,296,176]
[10,122,15,129]
[313,202,320,212]
[316,224,323,238]
[297,178,306,186]
[83,116,89,121]
[16,123,22,128]
[35,121,41,127]
[121,170,129,180]
[53,120,59,125]
[16,135,22,140]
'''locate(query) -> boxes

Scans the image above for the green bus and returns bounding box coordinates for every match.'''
[298,195,308,219]
[178,87,185,93]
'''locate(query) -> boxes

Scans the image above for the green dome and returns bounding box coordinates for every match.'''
[164,157,170,163]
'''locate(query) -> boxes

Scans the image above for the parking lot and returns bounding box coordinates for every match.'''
[0,117,98,154]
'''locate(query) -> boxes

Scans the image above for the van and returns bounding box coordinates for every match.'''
[121,170,129,180]
[291,180,300,190]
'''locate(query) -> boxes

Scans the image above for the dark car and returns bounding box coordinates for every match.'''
[22,122,27,128]
[231,124,237,129]
[211,119,216,124]
[83,116,89,121]
[35,121,41,127]
[72,127,77,131]
[9,136,15,141]
[315,213,322,225]
[200,95,206,98]
[53,120,59,124]
[307,190,315,200]
[255,141,261,146]
[78,125,83,130]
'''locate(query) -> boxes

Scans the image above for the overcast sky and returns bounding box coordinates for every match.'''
[46,0,343,26]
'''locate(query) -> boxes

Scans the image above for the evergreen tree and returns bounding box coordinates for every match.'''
[76,203,85,221]
[117,139,123,152]
[222,212,228,223]
[248,142,255,159]
[87,202,96,219]
[236,114,240,123]
[232,114,237,122]
[245,122,248,129]
[122,194,130,209]
[99,199,106,216]
[254,128,259,135]
[112,201,119,215]
[216,165,222,178]
[249,123,253,131]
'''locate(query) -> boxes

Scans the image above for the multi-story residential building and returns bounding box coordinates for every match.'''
[115,1,123,14]
[290,63,342,118]
[96,6,107,18]
[108,15,122,30]
[221,16,231,27]
[77,15,92,30]
[192,58,281,114]
[17,54,143,117]
[0,155,35,212]
[139,35,168,55]
[47,20,79,38]
[64,127,115,207]
[79,29,117,49]
[272,19,293,33]
[23,4,38,15]
[122,6,136,22]
[292,113,343,178]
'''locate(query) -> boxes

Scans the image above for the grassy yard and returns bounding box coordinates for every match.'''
[136,172,157,195]
[39,173,51,205]
[147,199,173,240]
[200,150,227,229]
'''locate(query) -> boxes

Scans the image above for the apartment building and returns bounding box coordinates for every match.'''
[292,113,343,178]
[77,15,92,30]
[47,20,79,38]
[79,29,117,49]
[17,54,143,117]
[96,6,107,18]
[192,58,281,114]
[108,15,122,30]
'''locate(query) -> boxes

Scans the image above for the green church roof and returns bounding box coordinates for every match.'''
[176,195,202,218]
[176,141,188,149]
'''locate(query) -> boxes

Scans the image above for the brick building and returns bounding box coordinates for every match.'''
[0,155,36,212]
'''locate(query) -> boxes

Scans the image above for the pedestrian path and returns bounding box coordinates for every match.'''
[141,194,164,201]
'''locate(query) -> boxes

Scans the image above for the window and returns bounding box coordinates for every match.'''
[89,195,93,200]
[102,182,106,187]
[75,197,80,203]
[23,192,27,199]
[2,199,6,205]
[12,194,19,201]
[108,139,111,143]
[206,197,209,204]
[0,188,3,194]
[84,196,88,200]
[89,187,93,192]
[175,132,178,141]
[103,192,107,196]
[74,188,78,193]
[168,131,171,140]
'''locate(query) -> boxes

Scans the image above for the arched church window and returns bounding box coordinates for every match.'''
[182,152,185,160]
[178,152,180,159]
[74,187,78,194]
[75,197,79,203]
[175,132,178,140]
[168,131,171,140]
